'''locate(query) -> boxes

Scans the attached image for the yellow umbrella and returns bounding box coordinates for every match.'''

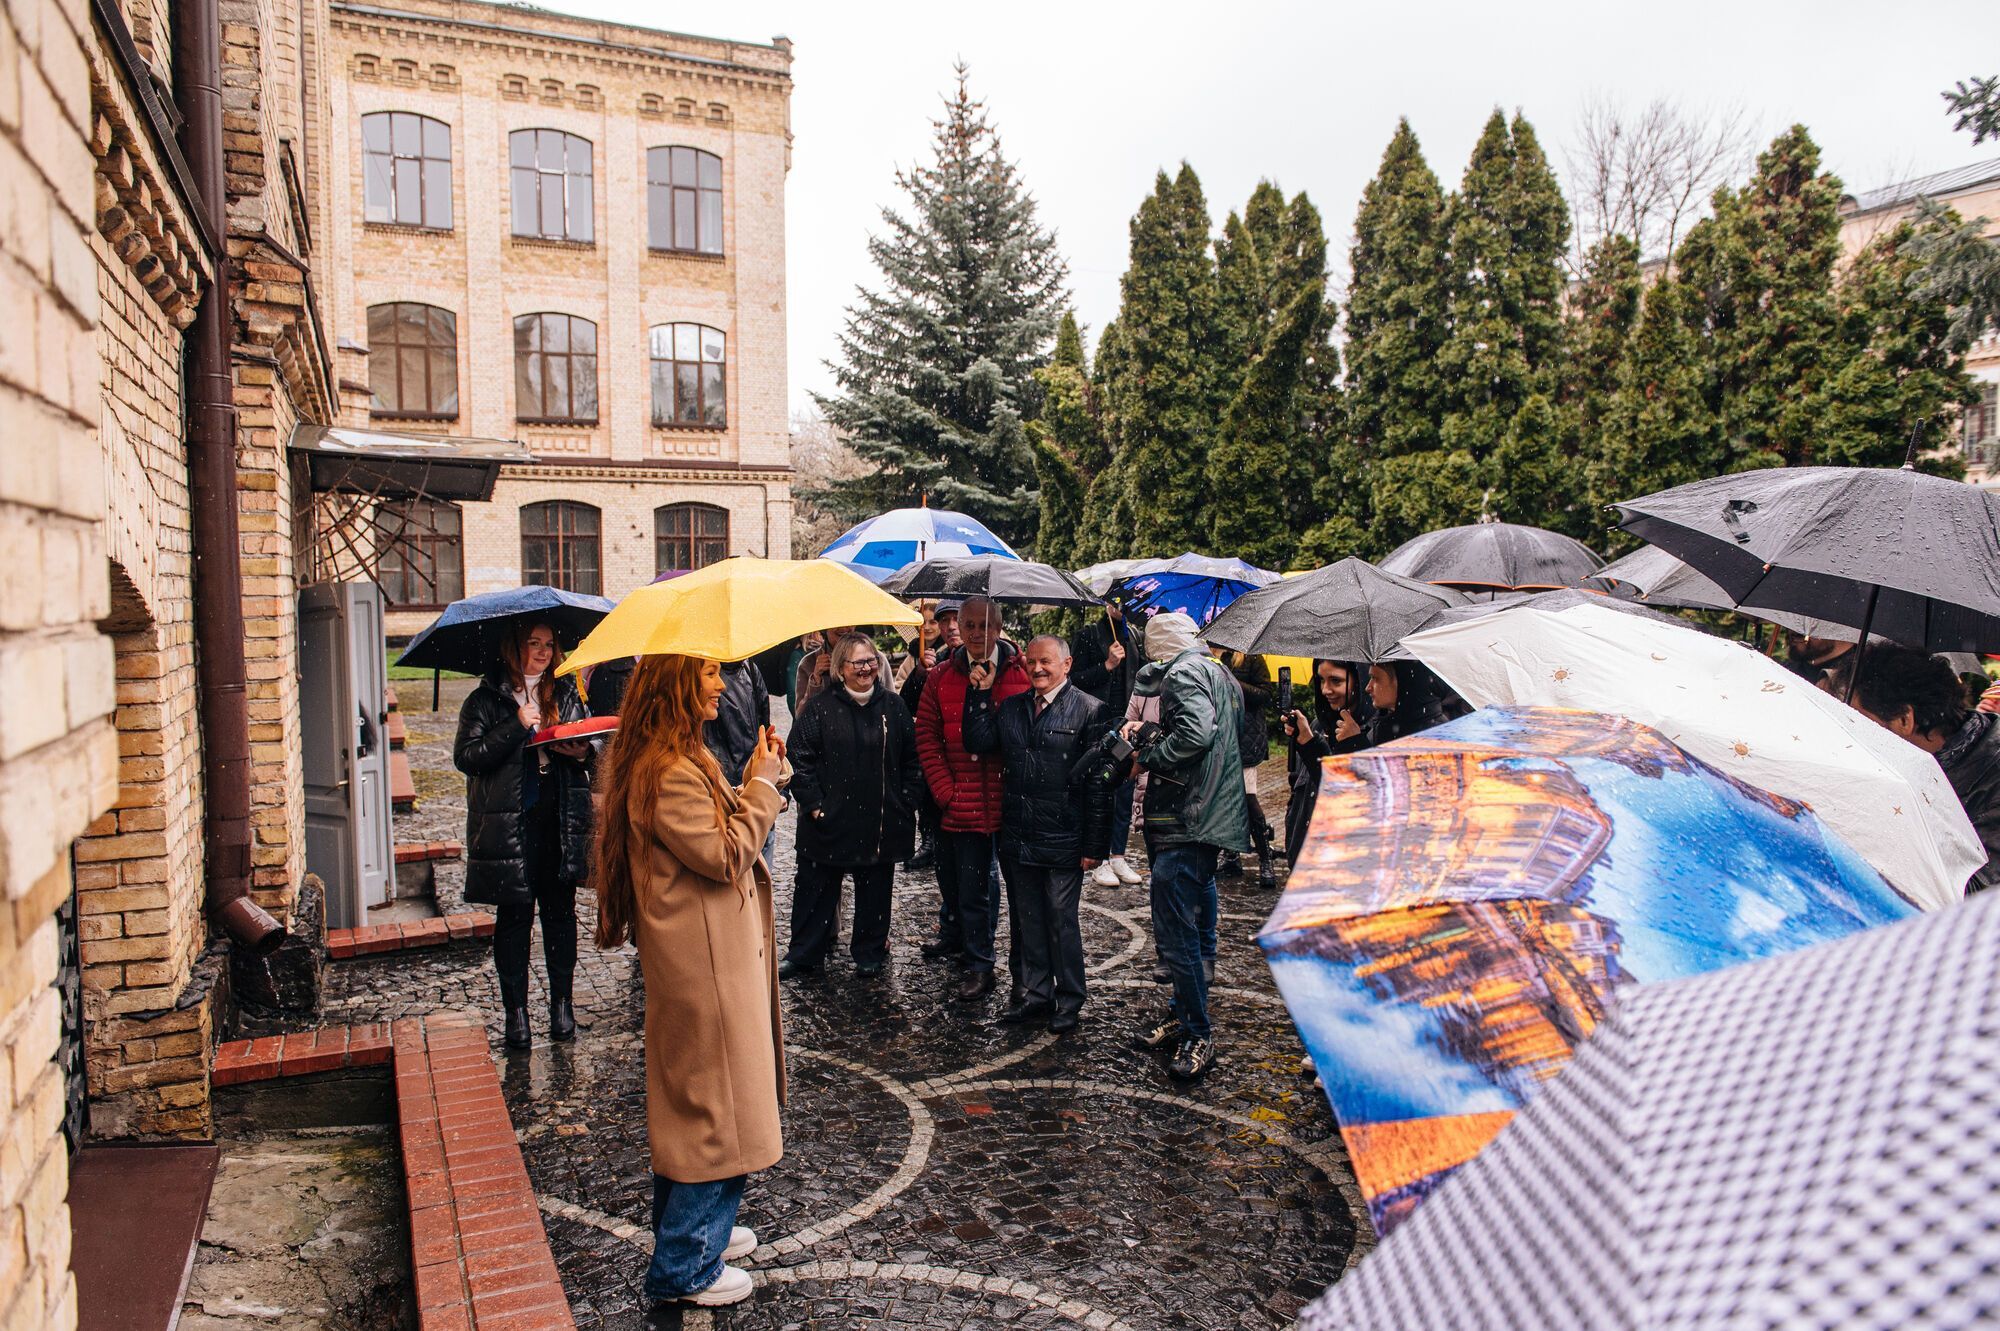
[556,558,922,674]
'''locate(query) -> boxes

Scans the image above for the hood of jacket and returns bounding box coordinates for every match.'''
[1144,612,1199,663]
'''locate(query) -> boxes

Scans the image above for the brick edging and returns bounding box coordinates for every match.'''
[327,911,496,959]
[212,1016,575,1329]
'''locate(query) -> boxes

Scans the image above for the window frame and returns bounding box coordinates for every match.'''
[520,500,602,596]
[647,322,727,429]
[361,111,453,230]
[509,128,594,243]
[375,499,464,609]
[645,146,724,255]
[654,502,729,577]
[366,302,459,420]
[513,312,599,425]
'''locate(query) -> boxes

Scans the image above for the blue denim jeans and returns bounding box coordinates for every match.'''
[1199,873,1218,962]
[645,1174,745,1300]
[1148,842,1218,1039]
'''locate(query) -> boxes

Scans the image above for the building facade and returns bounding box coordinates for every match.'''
[1836,158,2000,486]
[324,0,795,637]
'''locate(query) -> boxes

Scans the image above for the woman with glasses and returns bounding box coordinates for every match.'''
[781,633,924,979]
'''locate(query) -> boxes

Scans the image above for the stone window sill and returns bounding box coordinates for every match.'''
[645,248,727,264]
[363,221,454,238]
[509,235,596,254]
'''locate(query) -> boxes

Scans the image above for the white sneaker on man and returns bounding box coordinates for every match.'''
[677,1264,754,1306]
[724,1225,757,1261]
[1089,862,1121,888]
[1110,856,1143,885]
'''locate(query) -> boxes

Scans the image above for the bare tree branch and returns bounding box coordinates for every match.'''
[790,406,873,556]
[1565,95,1756,276]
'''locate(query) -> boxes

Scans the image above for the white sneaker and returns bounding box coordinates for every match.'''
[1110,856,1143,885]
[1089,862,1121,888]
[724,1224,757,1262]
[678,1264,754,1306]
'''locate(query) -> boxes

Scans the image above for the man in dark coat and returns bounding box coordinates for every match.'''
[963,635,1113,1034]
[1851,646,2000,893]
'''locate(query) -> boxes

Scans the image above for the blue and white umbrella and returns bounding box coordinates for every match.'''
[1117,552,1281,626]
[817,508,1019,585]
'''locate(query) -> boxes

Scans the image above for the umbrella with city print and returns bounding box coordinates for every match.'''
[1261,705,1917,1239]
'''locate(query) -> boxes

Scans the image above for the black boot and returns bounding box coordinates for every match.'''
[1219,850,1244,879]
[549,998,576,1042]
[908,828,936,871]
[1257,856,1278,892]
[503,1006,532,1050]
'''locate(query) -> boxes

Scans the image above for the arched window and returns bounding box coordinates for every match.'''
[362,112,452,228]
[646,146,722,254]
[367,302,457,417]
[655,503,728,575]
[647,323,725,428]
[520,501,600,595]
[377,500,462,607]
[513,313,597,424]
[509,128,592,241]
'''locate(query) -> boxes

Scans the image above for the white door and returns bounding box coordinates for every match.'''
[344,581,394,911]
[300,582,359,928]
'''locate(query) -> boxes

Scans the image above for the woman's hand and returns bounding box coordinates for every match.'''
[517,702,542,730]
[1283,709,1311,742]
[1334,709,1361,742]
[549,739,590,760]
[744,725,785,785]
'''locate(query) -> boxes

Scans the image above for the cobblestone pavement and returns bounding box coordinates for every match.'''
[333,680,1366,1328]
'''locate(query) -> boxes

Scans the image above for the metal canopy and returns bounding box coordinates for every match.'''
[289,423,534,502]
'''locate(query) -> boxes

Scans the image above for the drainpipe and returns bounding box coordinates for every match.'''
[176,0,284,953]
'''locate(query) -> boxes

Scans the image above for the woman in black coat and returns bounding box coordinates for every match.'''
[453,620,595,1050]
[782,634,924,979]
[1278,660,1374,865]
[1364,660,1458,747]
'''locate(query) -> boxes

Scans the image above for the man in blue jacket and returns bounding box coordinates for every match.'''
[964,635,1113,1034]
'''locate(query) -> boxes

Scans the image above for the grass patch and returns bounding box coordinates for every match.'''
[386,651,472,682]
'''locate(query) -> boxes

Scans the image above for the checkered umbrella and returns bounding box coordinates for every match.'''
[1300,893,2000,1330]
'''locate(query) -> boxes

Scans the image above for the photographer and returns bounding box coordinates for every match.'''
[963,636,1113,1034]
[1121,612,1249,1081]
[1277,660,1373,865]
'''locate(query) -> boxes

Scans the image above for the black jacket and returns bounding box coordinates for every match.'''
[584,657,635,716]
[1940,710,2000,894]
[704,659,771,780]
[1071,617,1141,715]
[1283,713,1374,864]
[453,669,594,906]
[789,685,923,867]
[1228,653,1274,768]
[963,683,1114,868]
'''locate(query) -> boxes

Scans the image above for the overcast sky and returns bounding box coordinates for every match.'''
[563,0,2000,416]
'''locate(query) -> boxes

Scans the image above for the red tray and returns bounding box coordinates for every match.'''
[528,716,619,746]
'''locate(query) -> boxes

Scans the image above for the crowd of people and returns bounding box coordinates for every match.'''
[441,604,2000,1310]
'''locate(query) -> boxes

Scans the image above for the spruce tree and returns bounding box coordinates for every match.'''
[1027,312,1104,568]
[1208,281,1327,568]
[1592,273,1723,539]
[815,65,1069,545]
[1100,164,1224,553]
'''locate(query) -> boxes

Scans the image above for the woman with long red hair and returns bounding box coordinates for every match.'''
[594,653,787,1309]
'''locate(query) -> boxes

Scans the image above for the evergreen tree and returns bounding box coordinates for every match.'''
[1208,281,1327,568]
[814,65,1068,545]
[1592,273,1723,543]
[1910,74,2000,348]
[1027,311,1103,568]
[1100,164,1225,553]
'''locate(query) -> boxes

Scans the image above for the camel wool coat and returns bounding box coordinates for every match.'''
[634,755,786,1183]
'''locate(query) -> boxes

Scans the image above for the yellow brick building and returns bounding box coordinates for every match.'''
[324,0,796,637]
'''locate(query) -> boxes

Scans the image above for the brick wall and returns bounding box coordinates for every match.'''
[0,0,121,1318]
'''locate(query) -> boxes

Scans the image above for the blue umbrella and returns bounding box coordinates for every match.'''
[1116,552,1281,625]
[816,507,1019,584]
[396,586,616,676]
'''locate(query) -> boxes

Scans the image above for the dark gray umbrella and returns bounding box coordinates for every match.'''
[1377,587,1693,660]
[1591,544,1877,644]
[880,555,1101,608]
[1200,557,1468,661]
[1380,521,1605,591]
[1613,465,2000,653]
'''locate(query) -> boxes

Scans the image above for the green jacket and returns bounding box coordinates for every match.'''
[1133,649,1251,853]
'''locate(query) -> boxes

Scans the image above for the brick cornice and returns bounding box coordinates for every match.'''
[503,460,794,483]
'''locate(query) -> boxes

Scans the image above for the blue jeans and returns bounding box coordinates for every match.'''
[1148,842,1218,1039]
[645,1174,745,1300]
[1199,874,1218,961]
[1109,777,1135,858]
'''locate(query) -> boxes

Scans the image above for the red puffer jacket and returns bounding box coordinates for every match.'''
[915,643,1031,834]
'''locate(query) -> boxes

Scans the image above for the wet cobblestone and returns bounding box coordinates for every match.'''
[327,681,1364,1327]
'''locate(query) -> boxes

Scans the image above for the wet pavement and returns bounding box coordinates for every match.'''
[329,680,1366,1328]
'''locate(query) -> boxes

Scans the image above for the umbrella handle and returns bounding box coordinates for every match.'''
[1843,585,1881,705]
[432,668,440,713]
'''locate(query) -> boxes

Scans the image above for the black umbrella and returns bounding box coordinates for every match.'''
[1590,544,1874,645]
[1200,557,1469,661]
[1613,465,2000,653]
[879,555,1102,608]
[396,585,616,676]
[1379,521,1604,591]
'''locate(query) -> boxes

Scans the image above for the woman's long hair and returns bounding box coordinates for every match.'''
[498,621,563,719]
[593,654,727,948]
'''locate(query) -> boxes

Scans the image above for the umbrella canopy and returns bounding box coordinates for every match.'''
[1261,705,1916,1238]
[396,585,615,675]
[816,507,1019,585]
[1298,893,2000,1330]
[879,555,1101,608]
[1613,465,2000,652]
[1400,601,1982,908]
[1376,588,1690,661]
[1114,552,1282,626]
[1381,521,1604,591]
[1073,557,1162,595]
[1592,544,1887,643]
[1200,557,1468,661]
[557,558,921,673]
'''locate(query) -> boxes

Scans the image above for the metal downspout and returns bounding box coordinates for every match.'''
[175,0,284,953]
